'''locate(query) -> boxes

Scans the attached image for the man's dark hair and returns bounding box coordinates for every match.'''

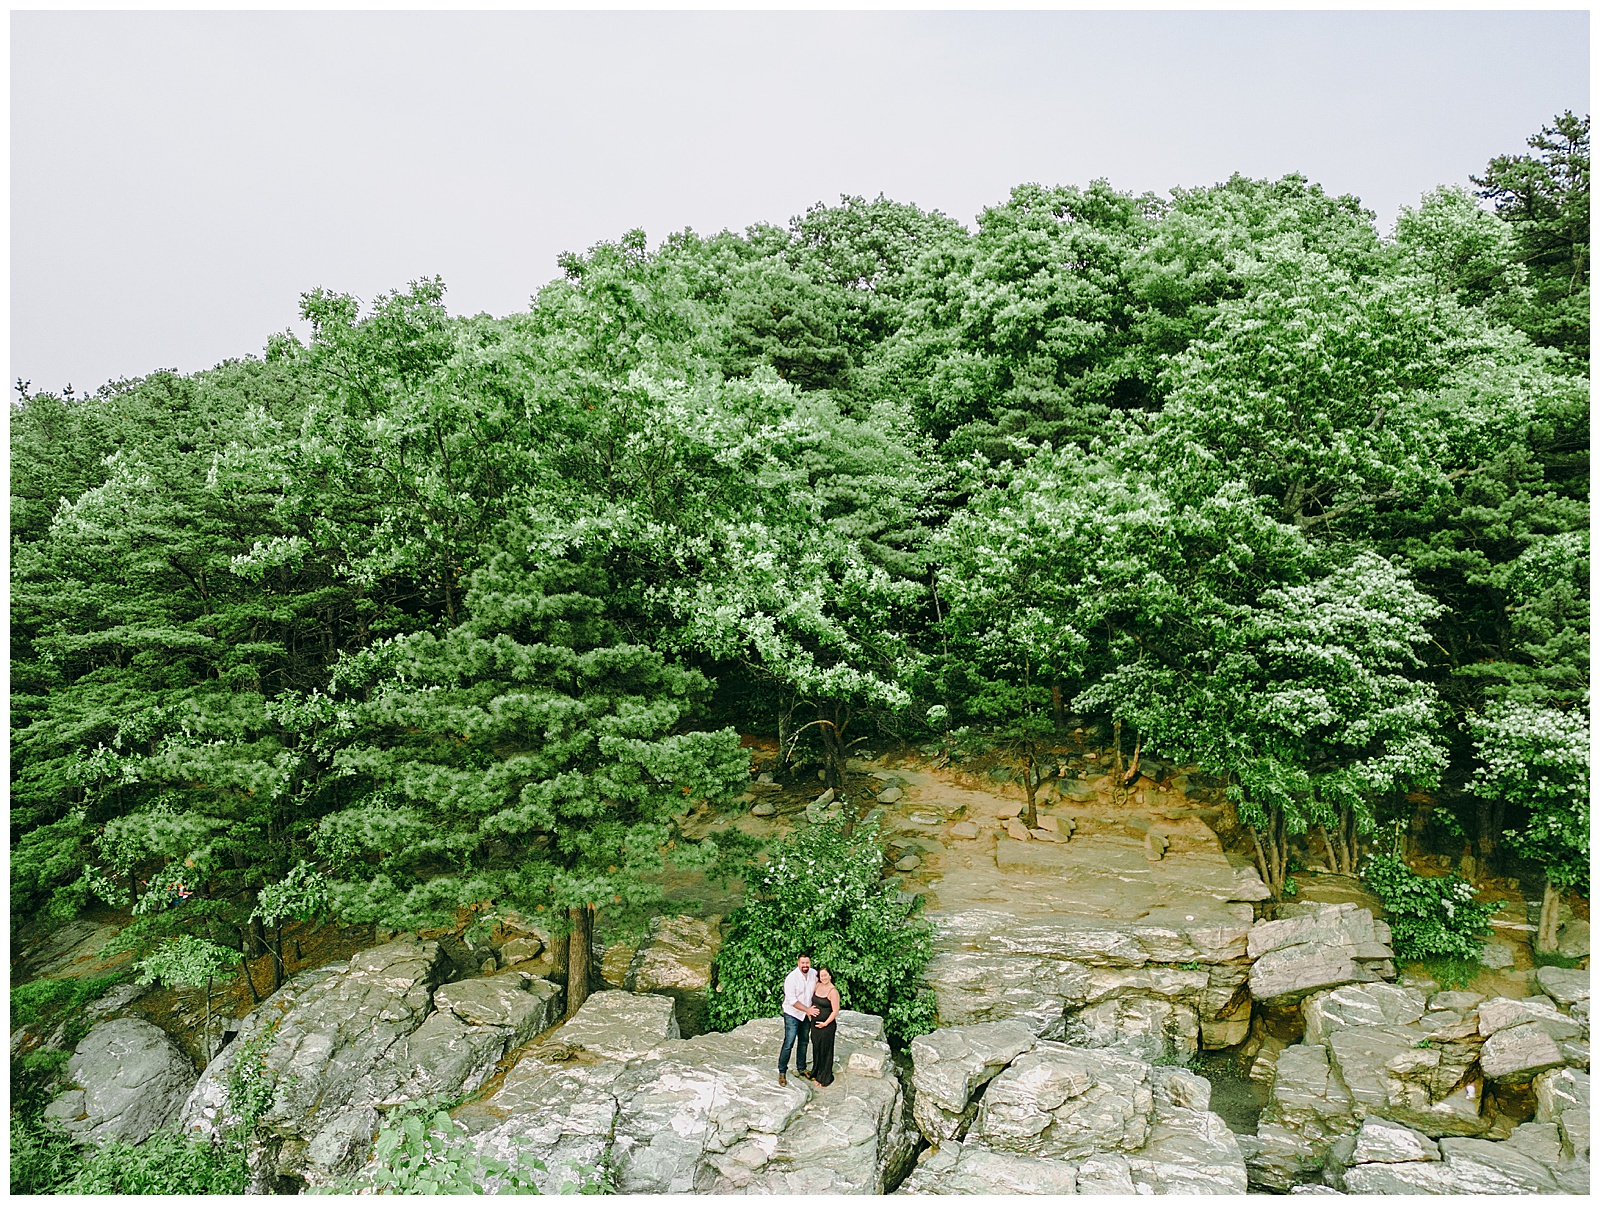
[796,951,812,960]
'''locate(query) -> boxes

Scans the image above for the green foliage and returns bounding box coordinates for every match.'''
[134,934,242,988]
[1468,702,1589,889]
[710,814,935,1043]
[324,1108,607,1195]
[10,112,1589,982]
[1363,851,1502,960]
[58,1128,247,1195]
[9,1113,84,1195]
[1408,954,1483,993]
[1533,949,1584,970]
[9,971,126,1031]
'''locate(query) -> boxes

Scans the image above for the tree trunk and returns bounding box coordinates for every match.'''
[1112,719,1124,785]
[818,702,847,791]
[1250,806,1289,899]
[203,975,214,1066]
[238,928,261,1004]
[551,918,570,987]
[247,917,267,960]
[272,927,284,992]
[1315,805,1360,875]
[1022,747,1039,829]
[1051,680,1065,732]
[1537,880,1563,954]
[565,905,594,1019]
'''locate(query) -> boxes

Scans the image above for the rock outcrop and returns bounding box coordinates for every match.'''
[1247,904,1398,1007]
[897,1021,1247,1194]
[463,998,914,1194]
[43,1017,196,1146]
[922,833,1263,1055]
[1243,972,1593,1193]
[178,938,563,1190]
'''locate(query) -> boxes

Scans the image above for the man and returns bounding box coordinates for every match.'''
[778,951,819,1085]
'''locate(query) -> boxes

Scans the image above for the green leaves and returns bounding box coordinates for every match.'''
[710,814,935,1043]
[1363,852,1501,961]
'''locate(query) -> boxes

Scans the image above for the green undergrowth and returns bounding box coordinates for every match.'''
[1405,955,1484,993]
[1532,949,1585,969]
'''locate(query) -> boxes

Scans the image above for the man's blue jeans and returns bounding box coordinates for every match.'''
[779,1012,810,1074]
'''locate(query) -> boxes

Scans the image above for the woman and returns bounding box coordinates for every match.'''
[809,966,842,1087]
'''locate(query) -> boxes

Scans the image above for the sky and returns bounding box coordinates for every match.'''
[10,8,1591,395]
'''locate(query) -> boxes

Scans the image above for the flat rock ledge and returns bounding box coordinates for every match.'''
[462,997,913,1194]
[897,1021,1247,1194]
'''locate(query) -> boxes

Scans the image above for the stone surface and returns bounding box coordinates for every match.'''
[1326,1024,1487,1136]
[896,1144,1079,1194]
[44,1017,196,1146]
[1479,995,1576,1037]
[1482,1022,1567,1084]
[751,801,776,816]
[1350,1118,1441,1163]
[1430,990,1484,1013]
[498,936,544,966]
[630,914,723,1036]
[909,1020,1037,1143]
[1302,983,1426,1045]
[974,1043,1154,1159]
[1247,904,1396,1006]
[896,854,922,871]
[1537,966,1590,1010]
[949,821,979,840]
[178,938,522,1190]
[19,921,131,980]
[560,990,680,1060]
[1061,996,1200,1064]
[469,1011,913,1194]
[433,974,563,1046]
[1558,919,1591,961]
[879,787,904,804]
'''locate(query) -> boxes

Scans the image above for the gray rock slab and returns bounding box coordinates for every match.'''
[434,973,563,1045]
[1537,966,1591,1009]
[909,1020,1037,1143]
[896,1144,1078,1194]
[47,1017,196,1146]
[1326,1024,1487,1136]
[1303,983,1426,1044]
[1482,1022,1568,1084]
[1350,1118,1441,1163]
[1437,1135,1560,1193]
[973,1042,1153,1160]
[559,990,680,1060]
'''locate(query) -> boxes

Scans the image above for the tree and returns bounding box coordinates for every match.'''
[1474,112,1590,361]
[135,935,242,1064]
[1468,701,1589,952]
[710,813,935,1043]
[314,548,747,1017]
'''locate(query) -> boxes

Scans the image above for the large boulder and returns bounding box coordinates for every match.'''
[1061,995,1200,1064]
[909,1019,1037,1142]
[178,938,533,1191]
[43,1017,196,1146]
[1325,1024,1487,1136]
[559,990,679,1060]
[896,1144,1079,1194]
[898,1028,1245,1194]
[433,973,563,1046]
[1247,904,1397,1006]
[1537,966,1590,1011]
[1302,983,1425,1044]
[972,1043,1155,1158]
[1481,1022,1567,1085]
[467,1007,914,1194]
[628,914,723,1036]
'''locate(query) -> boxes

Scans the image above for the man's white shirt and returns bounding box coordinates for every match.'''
[782,966,817,1020]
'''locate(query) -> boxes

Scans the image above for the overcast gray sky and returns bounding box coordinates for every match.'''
[11,9,1590,395]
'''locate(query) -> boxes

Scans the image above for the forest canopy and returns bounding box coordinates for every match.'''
[11,114,1589,995]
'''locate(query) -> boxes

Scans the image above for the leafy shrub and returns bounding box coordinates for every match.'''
[9,1114,83,1194]
[61,1128,247,1194]
[1363,852,1501,960]
[709,813,936,1043]
[10,972,127,1031]
[1412,955,1483,993]
[320,1108,607,1194]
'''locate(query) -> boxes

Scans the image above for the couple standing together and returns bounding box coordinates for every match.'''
[777,952,840,1087]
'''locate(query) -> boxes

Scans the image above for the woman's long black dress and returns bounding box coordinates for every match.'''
[810,993,837,1086]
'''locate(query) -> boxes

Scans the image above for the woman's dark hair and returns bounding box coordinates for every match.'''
[815,965,833,981]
